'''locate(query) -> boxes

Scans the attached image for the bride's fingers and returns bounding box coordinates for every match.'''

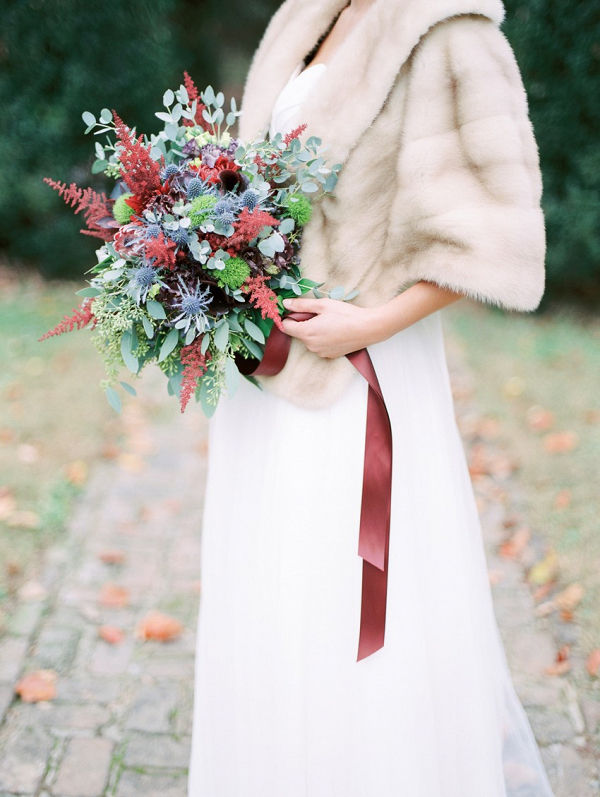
[281,316,312,339]
[282,297,327,313]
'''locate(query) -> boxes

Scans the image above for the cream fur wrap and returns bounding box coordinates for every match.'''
[238,0,546,409]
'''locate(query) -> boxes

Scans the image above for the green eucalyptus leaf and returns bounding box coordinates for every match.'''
[76,287,101,297]
[105,386,121,413]
[244,319,265,344]
[82,111,96,127]
[163,89,174,107]
[146,299,166,319]
[120,330,139,373]
[141,315,154,339]
[119,381,137,396]
[214,321,229,352]
[329,285,345,300]
[242,337,263,359]
[158,327,179,362]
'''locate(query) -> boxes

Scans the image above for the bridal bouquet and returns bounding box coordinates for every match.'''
[40,72,344,415]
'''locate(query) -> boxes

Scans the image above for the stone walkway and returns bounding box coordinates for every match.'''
[0,327,598,796]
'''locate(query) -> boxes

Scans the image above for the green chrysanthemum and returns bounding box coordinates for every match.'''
[216,257,251,290]
[285,194,312,227]
[112,193,135,225]
[189,195,217,227]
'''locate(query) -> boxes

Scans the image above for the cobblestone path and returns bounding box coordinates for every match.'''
[0,331,598,796]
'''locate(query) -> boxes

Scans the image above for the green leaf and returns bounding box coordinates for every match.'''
[169,370,183,398]
[146,299,166,319]
[225,356,240,396]
[163,89,174,107]
[244,319,265,344]
[278,218,295,235]
[158,327,179,362]
[214,321,229,352]
[242,337,263,360]
[91,160,108,174]
[99,108,113,124]
[199,378,218,418]
[105,386,122,413]
[76,287,101,297]
[141,315,154,339]
[302,181,319,193]
[119,381,137,396]
[200,332,210,355]
[82,111,96,127]
[120,330,139,373]
[329,285,345,300]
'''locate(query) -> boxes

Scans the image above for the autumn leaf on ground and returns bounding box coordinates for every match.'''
[555,583,584,612]
[586,649,600,678]
[526,406,555,432]
[527,548,559,586]
[98,549,127,565]
[544,645,571,677]
[554,489,572,510]
[135,611,183,642]
[499,527,531,560]
[15,670,58,702]
[99,583,130,608]
[543,431,579,454]
[99,625,125,645]
[63,459,88,485]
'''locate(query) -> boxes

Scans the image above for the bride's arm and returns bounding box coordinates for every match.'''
[281,281,463,359]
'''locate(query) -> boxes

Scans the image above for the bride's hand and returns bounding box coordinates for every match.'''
[281,297,376,359]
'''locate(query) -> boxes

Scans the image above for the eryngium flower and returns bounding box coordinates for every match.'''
[186,178,205,200]
[171,275,213,334]
[168,227,190,247]
[125,264,165,304]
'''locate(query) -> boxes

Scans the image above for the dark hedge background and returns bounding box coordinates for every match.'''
[0,0,598,306]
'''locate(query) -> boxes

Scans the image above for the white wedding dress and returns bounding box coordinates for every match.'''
[188,62,555,797]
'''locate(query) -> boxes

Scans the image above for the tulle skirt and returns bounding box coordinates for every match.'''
[188,311,555,797]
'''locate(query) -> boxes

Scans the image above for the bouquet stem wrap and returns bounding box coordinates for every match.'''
[237,312,393,662]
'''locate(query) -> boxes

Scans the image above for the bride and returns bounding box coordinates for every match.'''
[188,0,555,794]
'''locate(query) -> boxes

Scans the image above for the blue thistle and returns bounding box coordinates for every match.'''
[162,164,179,180]
[125,263,165,304]
[214,196,240,225]
[171,275,213,335]
[145,223,162,239]
[186,178,205,200]
[240,190,259,211]
[168,227,190,247]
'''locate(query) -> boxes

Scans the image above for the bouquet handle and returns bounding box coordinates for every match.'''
[236,312,393,662]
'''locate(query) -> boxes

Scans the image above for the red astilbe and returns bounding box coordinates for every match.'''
[242,274,284,331]
[179,339,210,413]
[43,179,115,241]
[228,207,280,251]
[144,230,176,270]
[112,111,163,206]
[39,299,97,341]
[181,71,210,131]
[284,123,307,147]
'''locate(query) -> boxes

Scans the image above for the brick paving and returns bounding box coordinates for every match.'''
[0,334,597,796]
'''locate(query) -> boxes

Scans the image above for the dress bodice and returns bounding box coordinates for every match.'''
[269,62,327,140]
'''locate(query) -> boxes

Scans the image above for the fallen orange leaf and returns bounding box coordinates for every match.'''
[15,670,57,702]
[544,645,571,677]
[527,549,559,586]
[586,649,600,678]
[543,431,578,454]
[526,406,555,432]
[555,583,584,613]
[99,583,130,608]
[98,549,127,565]
[499,527,531,560]
[554,489,572,510]
[135,611,183,642]
[99,625,125,645]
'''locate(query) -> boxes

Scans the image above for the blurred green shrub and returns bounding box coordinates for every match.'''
[503,0,600,305]
[0,0,277,278]
[1,0,598,304]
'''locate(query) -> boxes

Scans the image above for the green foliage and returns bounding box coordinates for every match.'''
[216,256,250,289]
[502,0,600,304]
[284,194,313,227]
[112,193,134,225]
[189,195,218,226]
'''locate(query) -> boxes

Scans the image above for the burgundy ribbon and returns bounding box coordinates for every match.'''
[236,312,393,661]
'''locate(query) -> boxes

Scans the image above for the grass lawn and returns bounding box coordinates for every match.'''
[0,267,120,604]
[445,301,600,662]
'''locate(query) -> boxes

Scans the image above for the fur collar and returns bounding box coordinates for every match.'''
[239,0,506,164]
